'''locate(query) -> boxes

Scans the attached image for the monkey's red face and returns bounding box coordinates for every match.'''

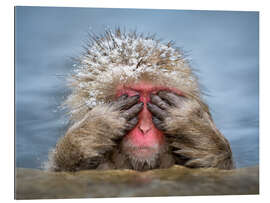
[116,82,182,162]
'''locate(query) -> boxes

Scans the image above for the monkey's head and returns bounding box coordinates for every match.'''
[65,29,202,170]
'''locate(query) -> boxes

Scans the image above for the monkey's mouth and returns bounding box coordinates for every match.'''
[126,146,158,160]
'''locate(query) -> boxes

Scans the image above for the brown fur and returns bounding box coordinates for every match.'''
[164,99,234,169]
[48,29,234,171]
[50,105,126,171]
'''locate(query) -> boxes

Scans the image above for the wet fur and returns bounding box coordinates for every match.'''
[48,29,234,171]
[50,105,126,171]
[164,99,234,169]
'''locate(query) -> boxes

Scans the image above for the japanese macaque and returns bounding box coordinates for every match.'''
[48,29,234,171]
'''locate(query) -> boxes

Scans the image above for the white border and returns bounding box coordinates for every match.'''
[1,0,269,203]
[10,0,262,11]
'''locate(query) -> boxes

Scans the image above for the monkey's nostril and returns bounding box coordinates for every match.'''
[138,118,152,134]
[138,125,151,134]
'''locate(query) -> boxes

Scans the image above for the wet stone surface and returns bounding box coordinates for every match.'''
[15,165,259,199]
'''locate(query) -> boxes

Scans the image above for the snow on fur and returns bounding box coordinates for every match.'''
[65,28,200,121]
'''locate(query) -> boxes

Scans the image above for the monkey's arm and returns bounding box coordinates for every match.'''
[148,91,234,170]
[50,95,143,171]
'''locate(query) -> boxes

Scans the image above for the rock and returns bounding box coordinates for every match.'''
[15,165,259,199]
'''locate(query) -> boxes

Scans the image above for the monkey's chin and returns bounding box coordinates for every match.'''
[122,145,161,170]
[129,146,158,160]
[121,128,164,170]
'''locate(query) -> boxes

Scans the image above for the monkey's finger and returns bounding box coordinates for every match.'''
[125,117,139,131]
[122,95,140,109]
[122,102,143,120]
[158,91,185,107]
[117,94,128,101]
[152,117,165,131]
[114,95,140,110]
[150,94,170,110]
[147,103,168,120]
[110,94,128,107]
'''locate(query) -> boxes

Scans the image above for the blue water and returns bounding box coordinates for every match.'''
[15,7,259,169]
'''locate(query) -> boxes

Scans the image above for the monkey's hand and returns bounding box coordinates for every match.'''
[111,94,144,134]
[51,94,143,171]
[147,91,234,169]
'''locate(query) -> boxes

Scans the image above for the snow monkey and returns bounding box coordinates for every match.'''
[48,29,234,171]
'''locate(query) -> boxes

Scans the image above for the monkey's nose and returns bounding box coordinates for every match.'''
[138,103,153,135]
[138,122,151,134]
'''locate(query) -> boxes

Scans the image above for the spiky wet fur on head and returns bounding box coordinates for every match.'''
[65,28,202,122]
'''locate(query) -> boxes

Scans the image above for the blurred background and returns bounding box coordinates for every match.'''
[15,6,259,169]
